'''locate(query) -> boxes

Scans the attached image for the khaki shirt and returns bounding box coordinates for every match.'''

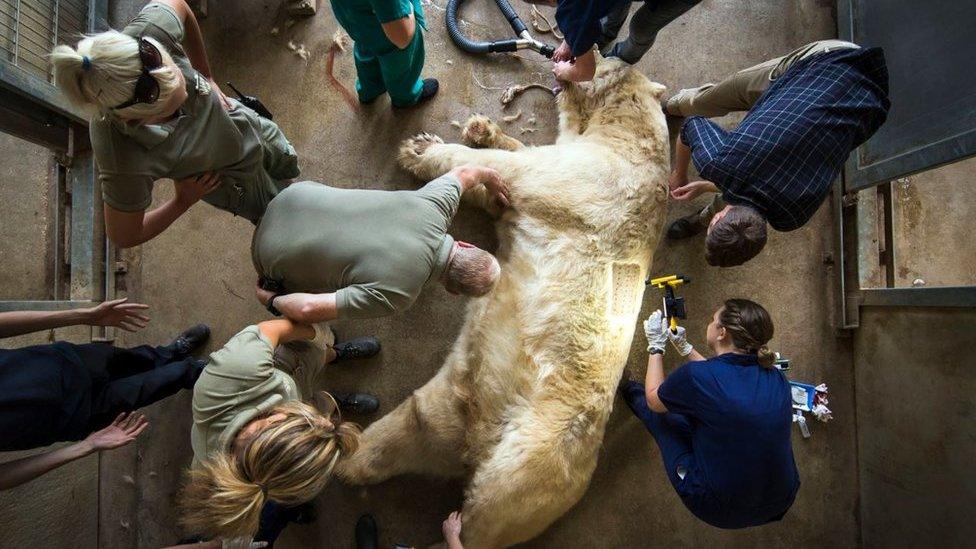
[90,2,298,222]
[251,175,462,319]
[190,326,300,468]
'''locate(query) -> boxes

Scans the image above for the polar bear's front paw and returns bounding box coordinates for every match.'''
[398,132,444,174]
[461,114,498,148]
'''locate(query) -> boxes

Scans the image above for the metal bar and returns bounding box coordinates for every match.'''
[861,287,976,308]
[878,182,895,288]
[13,0,20,65]
[68,147,96,301]
[0,299,95,312]
[50,0,56,80]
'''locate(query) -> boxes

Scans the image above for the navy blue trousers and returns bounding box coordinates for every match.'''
[621,380,728,527]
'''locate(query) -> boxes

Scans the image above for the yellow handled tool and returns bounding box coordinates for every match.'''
[647,274,690,333]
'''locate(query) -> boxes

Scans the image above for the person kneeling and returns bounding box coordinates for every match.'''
[619,300,800,529]
[179,319,373,547]
[252,166,508,324]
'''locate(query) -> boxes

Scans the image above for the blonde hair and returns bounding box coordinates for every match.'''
[50,31,182,119]
[179,401,360,540]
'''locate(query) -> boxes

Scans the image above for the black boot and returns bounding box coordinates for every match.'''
[165,324,211,357]
[333,337,381,363]
[355,514,378,549]
[666,210,709,240]
[335,393,380,415]
[394,78,439,109]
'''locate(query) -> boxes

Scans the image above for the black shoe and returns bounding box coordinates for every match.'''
[333,337,381,362]
[394,78,439,109]
[666,213,708,240]
[167,324,211,357]
[355,514,378,549]
[335,393,380,415]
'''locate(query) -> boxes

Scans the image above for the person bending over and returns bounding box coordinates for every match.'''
[180,319,366,548]
[522,0,700,82]
[51,0,300,247]
[252,166,509,324]
[665,40,889,266]
[0,299,208,489]
[619,300,800,528]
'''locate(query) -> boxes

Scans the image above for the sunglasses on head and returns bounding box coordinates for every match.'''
[313,390,343,429]
[113,37,164,110]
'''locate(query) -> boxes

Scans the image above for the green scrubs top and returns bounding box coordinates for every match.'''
[190,323,333,469]
[90,2,299,222]
[251,175,462,319]
[330,0,428,106]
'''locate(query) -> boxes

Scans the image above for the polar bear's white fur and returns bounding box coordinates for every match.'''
[338,57,670,548]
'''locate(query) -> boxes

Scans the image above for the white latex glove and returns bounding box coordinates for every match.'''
[668,325,694,356]
[643,310,669,354]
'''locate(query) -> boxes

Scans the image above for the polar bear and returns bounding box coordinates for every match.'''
[337,57,670,548]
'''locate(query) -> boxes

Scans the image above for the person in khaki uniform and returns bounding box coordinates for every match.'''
[180,318,376,548]
[663,39,889,267]
[51,0,299,247]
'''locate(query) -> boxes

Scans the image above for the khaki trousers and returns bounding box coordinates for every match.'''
[273,324,336,399]
[666,39,860,117]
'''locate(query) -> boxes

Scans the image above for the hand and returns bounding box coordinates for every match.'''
[552,60,575,82]
[84,298,150,332]
[174,172,222,208]
[479,168,510,208]
[668,325,694,356]
[643,310,669,354]
[208,78,233,112]
[442,511,463,541]
[552,40,572,63]
[255,283,275,307]
[668,169,689,193]
[670,180,713,202]
[84,412,149,452]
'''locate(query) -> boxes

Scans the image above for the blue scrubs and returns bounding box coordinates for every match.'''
[622,353,800,529]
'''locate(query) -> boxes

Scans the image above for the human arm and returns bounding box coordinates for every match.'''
[553,49,596,83]
[667,325,705,361]
[451,166,510,208]
[0,298,150,338]
[255,319,316,348]
[381,14,416,49]
[255,285,340,324]
[641,310,670,413]
[156,0,231,109]
[104,173,221,248]
[0,412,147,491]
[443,511,464,549]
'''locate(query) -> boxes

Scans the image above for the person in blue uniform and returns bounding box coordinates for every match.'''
[619,299,800,528]
[522,0,701,82]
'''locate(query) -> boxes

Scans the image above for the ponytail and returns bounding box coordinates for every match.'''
[718,299,776,368]
[756,344,776,368]
[51,31,182,118]
[180,401,361,540]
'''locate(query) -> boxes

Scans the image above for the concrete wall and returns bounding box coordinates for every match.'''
[854,307,976,549]
[0,135,99,548]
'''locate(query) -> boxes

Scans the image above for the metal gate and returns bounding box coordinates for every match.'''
[835,0,976,328]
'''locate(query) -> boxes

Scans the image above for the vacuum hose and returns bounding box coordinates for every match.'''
[446,0,555,58]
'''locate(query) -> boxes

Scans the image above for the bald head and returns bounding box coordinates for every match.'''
[442,242,500,296]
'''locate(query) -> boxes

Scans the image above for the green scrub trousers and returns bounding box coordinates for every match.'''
[330,0,427,107]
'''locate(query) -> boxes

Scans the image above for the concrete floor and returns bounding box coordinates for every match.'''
[3,0,869,547]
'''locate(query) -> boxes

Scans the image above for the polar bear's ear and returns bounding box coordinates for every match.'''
[647,82,666,100]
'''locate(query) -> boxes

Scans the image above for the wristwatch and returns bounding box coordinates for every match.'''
[649,348,665,355]
[267,294,283,317]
